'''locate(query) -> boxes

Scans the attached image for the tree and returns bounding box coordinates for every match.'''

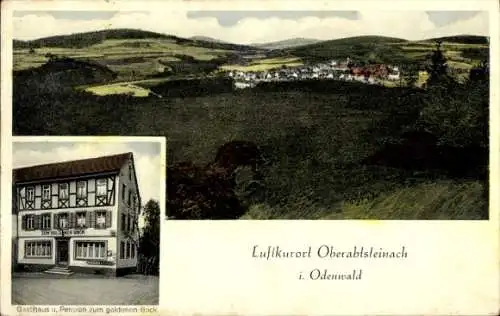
[469,60,489,82]
[415,74,488,147]
[401,63,419,88]
[426,40,453,86]
[137,199,160,275]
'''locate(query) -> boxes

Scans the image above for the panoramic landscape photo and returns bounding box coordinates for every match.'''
[12,10,490,220]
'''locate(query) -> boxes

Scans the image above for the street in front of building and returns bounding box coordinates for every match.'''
[12,272,159,305]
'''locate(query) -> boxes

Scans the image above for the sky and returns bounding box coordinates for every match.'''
[12,10,489,44]
[12,140,163,228]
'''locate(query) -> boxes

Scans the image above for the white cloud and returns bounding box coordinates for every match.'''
[421,11,489,39]
[12,141,163,221]
[13,10,489,43]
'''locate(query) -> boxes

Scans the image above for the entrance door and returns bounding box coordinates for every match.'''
[56,238,69,266]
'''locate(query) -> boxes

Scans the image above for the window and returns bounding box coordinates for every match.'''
[121,213,126,231]
[77,181,87,198]
[127,190,132,206]
[128,214,134,232]
[129,165,132,181]
[122,184,126,201]
[126,241,131,258]
[59,183,69,199]
[42,185,51,201]
[58,213,68,229]
[96,211,106,229]
[75,241,106,260]
[26,187,34,201]
[76,212,86,228]
[96,179,107,197]
[25,241,52,258]
[25,215,35,230]
[120,241,125,259]
[41,214,51,230]
[120,241,135,259]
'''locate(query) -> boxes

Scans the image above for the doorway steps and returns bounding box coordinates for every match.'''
[44,265,74,276]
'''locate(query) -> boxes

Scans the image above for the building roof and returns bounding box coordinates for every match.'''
[13,152,133,183]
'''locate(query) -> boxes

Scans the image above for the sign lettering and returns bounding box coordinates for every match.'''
[41,229,86,236]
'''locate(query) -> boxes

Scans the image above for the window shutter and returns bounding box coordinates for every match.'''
[106,211,112,228]
[22,215,26,230]
[69,212,76,228]
[90,211,96,228]
[34,215,41,230]
[86,211,92,228]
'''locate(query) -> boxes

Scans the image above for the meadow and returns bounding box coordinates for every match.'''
[219,57,304,72]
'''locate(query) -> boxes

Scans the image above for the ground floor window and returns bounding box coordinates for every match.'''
[120,240,136,259]
[75,241,106,260]
[25,240,52,258]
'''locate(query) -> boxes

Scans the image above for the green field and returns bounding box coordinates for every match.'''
[84,83,151,97]
[14,38,232,80]
[220,57,304,72]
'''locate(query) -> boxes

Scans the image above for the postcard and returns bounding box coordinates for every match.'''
[1,0,498,315]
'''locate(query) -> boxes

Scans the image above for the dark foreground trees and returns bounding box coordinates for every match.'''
[137,199,160,276]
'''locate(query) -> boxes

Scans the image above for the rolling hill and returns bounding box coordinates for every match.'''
[13,29,489,89]
[279,34,488,67]
[283,35,410,64]
[13,28,259,52]
[189,36,230,44]
[420,35,489,45]
[13,28,266,80]
[252,38,322,50]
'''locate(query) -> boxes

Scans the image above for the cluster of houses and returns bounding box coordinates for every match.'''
[224,58,402,88]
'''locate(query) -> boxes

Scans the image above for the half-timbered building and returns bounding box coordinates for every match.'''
[12,152,141,276]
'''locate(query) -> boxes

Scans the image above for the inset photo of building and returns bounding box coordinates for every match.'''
[11,137,165,306]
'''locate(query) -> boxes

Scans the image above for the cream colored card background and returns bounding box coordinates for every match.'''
[1,1,499,315]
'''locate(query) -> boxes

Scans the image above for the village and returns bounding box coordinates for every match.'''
[222,58,404,88]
